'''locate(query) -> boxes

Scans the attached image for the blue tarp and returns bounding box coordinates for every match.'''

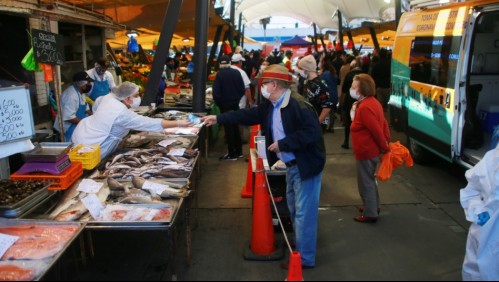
[281,35,313,47]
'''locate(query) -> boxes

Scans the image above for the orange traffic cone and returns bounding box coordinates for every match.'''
[241,156,253,198]
[286,252,303,281]
[240,124,260,198]
[243,157,283,261]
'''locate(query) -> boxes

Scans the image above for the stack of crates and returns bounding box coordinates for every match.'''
[69,144,101,170]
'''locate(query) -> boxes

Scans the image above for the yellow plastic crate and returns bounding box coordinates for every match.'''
[69,144,101,170]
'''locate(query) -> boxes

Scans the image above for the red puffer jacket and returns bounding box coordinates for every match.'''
[351,96,390,160]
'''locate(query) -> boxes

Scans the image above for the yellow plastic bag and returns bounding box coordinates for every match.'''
[21,48,41,72]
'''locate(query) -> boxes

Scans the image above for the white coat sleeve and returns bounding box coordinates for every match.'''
[115,109,164,132]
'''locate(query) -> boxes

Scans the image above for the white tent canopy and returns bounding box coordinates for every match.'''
[235,0,398,30]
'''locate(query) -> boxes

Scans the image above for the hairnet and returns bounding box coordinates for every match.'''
[112,81,139,100]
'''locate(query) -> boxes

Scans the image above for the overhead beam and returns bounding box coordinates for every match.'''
[143,0,183,105]
[207,25,224,79]
[192,0,209,113]
[362,22,380,50]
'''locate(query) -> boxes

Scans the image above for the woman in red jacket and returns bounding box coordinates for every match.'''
[350,74,391,223]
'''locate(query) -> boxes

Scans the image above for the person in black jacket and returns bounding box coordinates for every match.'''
[212,55,246,160]
[202,65,325,269]
[341,57,364,149]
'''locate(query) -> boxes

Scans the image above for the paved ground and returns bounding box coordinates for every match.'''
[59,122,470,281]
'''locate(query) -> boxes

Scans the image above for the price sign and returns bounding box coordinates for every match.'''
[0,86,35,144]
[32,29,65,65]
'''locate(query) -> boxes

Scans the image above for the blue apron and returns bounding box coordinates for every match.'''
[89,74,110,101]
[65,85,88,141]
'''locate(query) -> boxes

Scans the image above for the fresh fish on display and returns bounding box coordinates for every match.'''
[53,183,110,221]
[106,177,129,192]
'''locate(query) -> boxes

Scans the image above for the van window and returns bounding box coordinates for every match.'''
[409,36,461,88]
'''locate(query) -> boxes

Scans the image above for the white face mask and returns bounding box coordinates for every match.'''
[261,85,271,100]
[260,65,267,72]
[350,89,361,100]
[131,97,141,109]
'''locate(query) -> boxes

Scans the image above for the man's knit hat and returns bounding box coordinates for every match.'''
[297,55,317,72]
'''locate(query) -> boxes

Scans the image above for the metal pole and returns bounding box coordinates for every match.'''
[312,23,319,53]
[238,12,242,46]
[241,24,245,50]
[143,0,184,105]
[192,0,209,114]
[368,26,380,50]
[207,25,223,79]
[338,10,343,46]
[53,65,65,142]
[229,0,235,52]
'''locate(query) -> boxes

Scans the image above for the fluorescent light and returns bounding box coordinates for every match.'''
[384,0,390,3]
[126,30,138,37]
[182,38,190,42]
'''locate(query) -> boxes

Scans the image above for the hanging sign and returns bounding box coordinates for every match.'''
[32,29,65,65]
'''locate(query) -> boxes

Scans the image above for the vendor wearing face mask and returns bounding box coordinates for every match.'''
[72,82,193,160]
[86,57,116,103]
[201,65,325,269]
[53,71,94,141]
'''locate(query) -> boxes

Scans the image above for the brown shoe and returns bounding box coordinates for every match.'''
[280,260,315,270]
[357,207,381,214]
[354,215,378,223]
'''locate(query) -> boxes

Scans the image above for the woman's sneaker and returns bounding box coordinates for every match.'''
[219,154,238,161]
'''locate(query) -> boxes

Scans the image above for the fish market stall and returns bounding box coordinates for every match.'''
[0,219,85,281]
[44,176,192,280]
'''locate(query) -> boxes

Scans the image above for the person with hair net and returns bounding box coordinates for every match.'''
[460,145,499,280]
[53,71,94,141]
[72,81,193,159]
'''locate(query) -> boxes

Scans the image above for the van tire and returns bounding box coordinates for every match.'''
[408,136,432,165]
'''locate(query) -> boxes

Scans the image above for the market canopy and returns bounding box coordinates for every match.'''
[235,0,397,30]
[40,0,230,46]
[281,35,313,47]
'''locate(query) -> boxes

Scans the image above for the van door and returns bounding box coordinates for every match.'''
[457,4,499,167]
[406,30,462,162]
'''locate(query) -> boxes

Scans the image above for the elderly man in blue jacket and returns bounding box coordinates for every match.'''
[202,64,325,269]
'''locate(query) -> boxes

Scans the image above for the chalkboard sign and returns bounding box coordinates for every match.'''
[0,86,35,144]
[32,29,65,65]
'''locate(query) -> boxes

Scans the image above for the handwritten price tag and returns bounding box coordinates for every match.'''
[158,139,177,147]
[0,233,19,258]
[168,148,185,157]
[143,181,170,195]
[81,194,105,219]
[77,179,103,194]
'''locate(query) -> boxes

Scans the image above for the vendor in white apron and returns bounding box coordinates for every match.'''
[53,71,93,141]
[72,81,193,160]
[86,57,116,103]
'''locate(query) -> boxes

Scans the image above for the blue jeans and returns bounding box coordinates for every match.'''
[286,166,323,267]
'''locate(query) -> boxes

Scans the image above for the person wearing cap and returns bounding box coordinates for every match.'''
[202,64,325,269]
[231,53,253,109]
[53,71,94,141]
[297,55,334,132]
[283,50,293,73]
[72,81,192,159]
[213,55,246,160]
[86,57,116,103]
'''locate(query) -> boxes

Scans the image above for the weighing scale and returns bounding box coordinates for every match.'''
[17,142,72,175]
